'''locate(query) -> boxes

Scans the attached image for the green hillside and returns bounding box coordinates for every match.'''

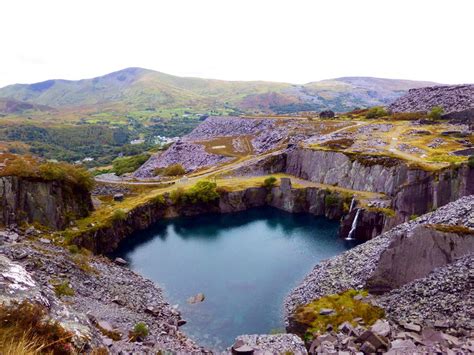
[0,68,436,116]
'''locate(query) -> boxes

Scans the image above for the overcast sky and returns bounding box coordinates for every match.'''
[1,0,473,88]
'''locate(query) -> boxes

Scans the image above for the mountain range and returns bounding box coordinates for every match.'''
[0,67,437,116]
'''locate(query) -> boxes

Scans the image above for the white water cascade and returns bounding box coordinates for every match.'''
[349,197,357,213]
[346,208,361,241]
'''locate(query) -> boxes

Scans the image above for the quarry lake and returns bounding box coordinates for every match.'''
[113,207,354,350]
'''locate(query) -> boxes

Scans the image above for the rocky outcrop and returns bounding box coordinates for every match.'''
[366,225,474,293]
[285,196,474,353]
[134,141,232,177]
[285,195,474,317]
[0,176,92,229]
[0,234,202,353]
[388,84,474,115]
[133,116,291,178]
[228,334,307,354]
[251,147,472,232]
[74,184,350,254]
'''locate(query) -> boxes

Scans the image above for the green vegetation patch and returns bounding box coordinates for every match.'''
[112,153,150,176]
[129,322,149,342]
[0,155,94,191]
[0,301,75,354]
[170,180,220,205]
[155,163,186,177]
[52,280,75,297]
[427,224,474,235]
[365,106,388,119]
[293,290,384,338]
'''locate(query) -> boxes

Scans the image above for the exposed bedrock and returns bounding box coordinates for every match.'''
[365,225,474,294]
[133,141,232,177]
[388,84,474,115]
[240,147,473,237]
[74,185,349,254]
[285,195,474,323]
[0,176,92,229]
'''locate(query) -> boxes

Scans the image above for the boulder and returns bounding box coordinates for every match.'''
[187,293,205,304]
[370,319,391,337]
[320,110,335,119]
[114,257,128,266]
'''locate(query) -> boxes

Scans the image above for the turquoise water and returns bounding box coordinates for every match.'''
[113,207,354,350]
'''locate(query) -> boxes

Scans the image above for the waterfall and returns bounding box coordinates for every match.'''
[346,208,361,241]
[349,197,356,213]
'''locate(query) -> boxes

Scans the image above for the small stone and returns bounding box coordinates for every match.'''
[13,251,28,260]
[112,297,126,306]
[177,319,187,327]
[434,320,450,329]
[441,333,461,346]
[353,294,364,301]
[39,238,51,244]
[360,341,376,354]
[401,322,421,332]
[233,344,254,354]
[319,308,335,315]
[102,337,113,347]
[114,257,128,266]
[187,293,205,304]
[113,193,124,201]
[338,321,355,335]
[420,327,445,346]
[98,320,113,332]
[370,319,390,337]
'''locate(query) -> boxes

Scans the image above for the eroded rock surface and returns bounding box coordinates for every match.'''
[0,234,203,353]
[388,84,474,114]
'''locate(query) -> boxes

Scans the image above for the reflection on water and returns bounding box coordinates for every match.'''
[113,207,355,350]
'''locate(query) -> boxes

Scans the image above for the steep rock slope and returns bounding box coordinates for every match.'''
[0,176,92,229]
[285,195,474,317]
[388,84,474,114]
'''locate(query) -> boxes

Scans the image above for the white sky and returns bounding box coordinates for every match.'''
[1,0,473,88]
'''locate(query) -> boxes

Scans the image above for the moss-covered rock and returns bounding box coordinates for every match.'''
[288,290,384,339]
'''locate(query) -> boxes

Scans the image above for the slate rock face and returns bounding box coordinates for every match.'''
[388,84,474,115]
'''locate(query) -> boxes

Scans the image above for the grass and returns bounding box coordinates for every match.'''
[52,280,75,297]
[0,154,94,191]
[292,290,384,338]
[427,224,474,235]
[0,301,75,354]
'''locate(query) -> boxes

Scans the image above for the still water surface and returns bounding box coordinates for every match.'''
[114,207,354,350]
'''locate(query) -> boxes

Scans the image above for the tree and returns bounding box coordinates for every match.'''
[366,106,388,119]
[263,176,277,189]
[428,106,444,120]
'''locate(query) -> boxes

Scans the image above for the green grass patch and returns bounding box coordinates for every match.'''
[293,290,384,337]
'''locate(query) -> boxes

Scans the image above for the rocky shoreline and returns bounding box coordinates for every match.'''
[0,230,204,353]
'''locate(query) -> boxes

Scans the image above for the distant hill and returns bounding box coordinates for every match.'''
[0,98,54,115]
[0,68,437,115]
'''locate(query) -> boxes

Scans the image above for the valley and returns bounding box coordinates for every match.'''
[0,79,473,354]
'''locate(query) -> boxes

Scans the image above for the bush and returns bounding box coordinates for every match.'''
[1,156,94,191]
[366,106,388,119]
[160,164,186,177]
[53,280,75,297]
[262,176,277,189]
[468,155,474,168]
[185,180,220,204]
[324,192,340,207]
[170,181,219,205]
[0,301,74,354]
[292,290,384,339]
[112,209,127,221]
[428,106,444,120]
[129,322,149,341]
[112,153,150,176]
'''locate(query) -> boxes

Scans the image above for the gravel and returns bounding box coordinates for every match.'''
[285,195,474,319]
